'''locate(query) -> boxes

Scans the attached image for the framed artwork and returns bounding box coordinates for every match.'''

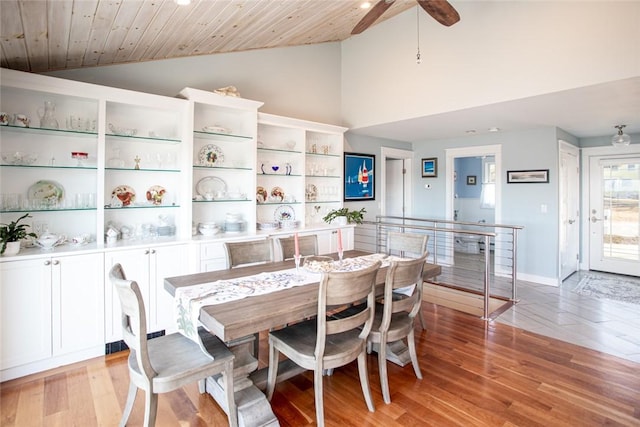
[421,158,437,177]
[467,175,477,185]
[507,169,549,183]
[344,152,375,201]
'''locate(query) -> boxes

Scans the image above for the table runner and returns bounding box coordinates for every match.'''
[174,253,399,356]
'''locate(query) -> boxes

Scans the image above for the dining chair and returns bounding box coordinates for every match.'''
[386,231,429,330]
[275,234,318,260]
[109,263,238,427]
[223,239,273,268]
[265,261,381,427]
[369,253,427,404]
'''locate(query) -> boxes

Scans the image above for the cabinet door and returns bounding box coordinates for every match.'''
[150,244,188,333]
[104,249,151,342]
[0,259,52,369]
[52,253,105,356]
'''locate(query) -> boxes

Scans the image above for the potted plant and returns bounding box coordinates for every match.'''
[322,207,366,225]
[1,213,37,256]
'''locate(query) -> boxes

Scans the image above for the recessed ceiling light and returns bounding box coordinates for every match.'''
[488,127,500,132]
[360,1,372,9]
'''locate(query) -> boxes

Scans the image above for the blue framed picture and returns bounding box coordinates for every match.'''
[344,152,375,201]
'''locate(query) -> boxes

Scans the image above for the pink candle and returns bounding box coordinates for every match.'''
[294,232,300,257]
[337,229,343,252]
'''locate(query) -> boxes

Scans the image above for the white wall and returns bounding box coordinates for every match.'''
[47,43,343,126]
[341,1,640,130]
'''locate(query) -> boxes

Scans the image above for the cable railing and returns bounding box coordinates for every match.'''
[354,215,524,320]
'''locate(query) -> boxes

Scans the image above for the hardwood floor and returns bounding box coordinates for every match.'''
[2,303,639,426]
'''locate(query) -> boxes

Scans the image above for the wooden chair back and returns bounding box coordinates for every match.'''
[223,239,273,268]
[381,253,428,329]
[109,263,156,385]
[316,261,381,365]
[276,234,318,260]
[386,231,429,258]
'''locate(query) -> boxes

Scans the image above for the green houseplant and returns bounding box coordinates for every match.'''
[322,207,366,225]
[1,213,36,255]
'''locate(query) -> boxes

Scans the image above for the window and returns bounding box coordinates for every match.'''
[481,157,495,208]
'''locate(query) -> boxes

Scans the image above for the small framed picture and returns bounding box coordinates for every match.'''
[467,175,476,185]
[421,158,437,178]
[507,169,549,183]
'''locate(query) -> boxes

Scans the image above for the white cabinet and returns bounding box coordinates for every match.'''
[257,113,346,229]
[179,87,263,236]
[0,253,104,378]
[0,80,100,244]
[316,227,354,254]
[104,243,188,342]
[104,97,188,242]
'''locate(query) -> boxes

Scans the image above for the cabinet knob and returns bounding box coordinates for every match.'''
[44,260,51,266]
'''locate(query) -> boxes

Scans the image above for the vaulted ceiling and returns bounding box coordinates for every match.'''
[0,0,414,72]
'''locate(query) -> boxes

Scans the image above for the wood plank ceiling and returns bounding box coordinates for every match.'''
[0,0,416,73]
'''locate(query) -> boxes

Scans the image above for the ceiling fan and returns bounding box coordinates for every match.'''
[352,0,460,35]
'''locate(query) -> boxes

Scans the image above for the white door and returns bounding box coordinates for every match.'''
[559,143,580,280]
[588,155,640,276]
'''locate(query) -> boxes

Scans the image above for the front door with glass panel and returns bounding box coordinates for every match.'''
[589,156,640,276]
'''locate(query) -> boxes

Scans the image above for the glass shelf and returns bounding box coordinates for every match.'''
[1,207,97,214]
[192,199,252,203]
[257,173,302,177]
[193,165,252,171]
[257,147,301,154]
[305,174,341,179]
[306,151,341,158]
[106,133,181,144]
[106,167,181,173]
[0,164,97,170]
[104,204,180,210]
[304,200,341,204]
[193,130,253,141]
[0,124,97,137]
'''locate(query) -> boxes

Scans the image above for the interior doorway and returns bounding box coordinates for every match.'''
[445,145,502,266]
[559,141,580,281]
[381,147,413,217]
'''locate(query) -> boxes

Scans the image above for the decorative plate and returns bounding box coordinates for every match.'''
[196,176,227,197]
[112,185,136,206]
[305,184,317,202]
[256,186,268,203]
[202,125,231,134]
[198,144,224,166]
[274,205,295,221]
[270,186,284,202]
[28,180,64,207]
[146,185,166,205]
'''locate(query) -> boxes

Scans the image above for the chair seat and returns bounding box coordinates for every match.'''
[269,318,366,370]
[369,306,414,343]
[128,330,234,394]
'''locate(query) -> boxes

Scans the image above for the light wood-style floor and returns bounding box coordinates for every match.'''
[2,301,639,426]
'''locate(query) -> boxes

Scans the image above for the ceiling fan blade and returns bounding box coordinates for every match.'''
[417,0,460,26]
[351,0,396,35]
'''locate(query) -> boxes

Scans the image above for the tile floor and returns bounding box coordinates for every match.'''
[495,270,640,363]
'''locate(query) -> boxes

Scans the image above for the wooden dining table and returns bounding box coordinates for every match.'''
[164,250,441,427]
